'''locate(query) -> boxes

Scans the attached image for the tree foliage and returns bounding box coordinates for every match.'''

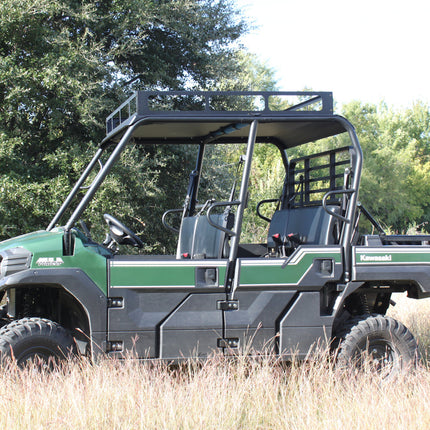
[1,0,430,247]
[341,101,430,232]
[0,0,250,242]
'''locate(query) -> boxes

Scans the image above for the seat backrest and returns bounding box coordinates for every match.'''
[176,213,229,259]
[267,206,340,249]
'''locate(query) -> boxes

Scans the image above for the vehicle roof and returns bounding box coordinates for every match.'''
[102,91,350,149]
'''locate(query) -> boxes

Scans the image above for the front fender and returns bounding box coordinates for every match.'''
[1,268,107,334]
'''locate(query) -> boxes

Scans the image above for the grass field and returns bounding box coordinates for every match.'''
[388,293,430,359]
[1,295,430,430]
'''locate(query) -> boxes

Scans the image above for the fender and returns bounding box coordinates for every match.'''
[353,265,430,299]
[0,268,107,336]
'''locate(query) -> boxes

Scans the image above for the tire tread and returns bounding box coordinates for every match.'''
[334,313,418,373]
[0,317,76,363]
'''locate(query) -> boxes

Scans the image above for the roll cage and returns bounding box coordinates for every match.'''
[47,90,363,282]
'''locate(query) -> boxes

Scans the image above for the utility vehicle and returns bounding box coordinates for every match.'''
[0,91,426,371]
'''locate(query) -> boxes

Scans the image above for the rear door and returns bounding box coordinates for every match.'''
[223,246,343,358]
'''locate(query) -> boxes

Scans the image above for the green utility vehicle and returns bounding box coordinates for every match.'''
[0,91,425,371]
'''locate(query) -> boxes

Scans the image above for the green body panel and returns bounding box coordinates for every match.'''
[111,264,195,288]
[239,249,342,287]
[0,229,108,294]
[109,249,342,290]
[110,260,227,289]
[0,230,62,253]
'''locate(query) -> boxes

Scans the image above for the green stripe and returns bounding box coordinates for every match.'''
[240,251,341,286]
[110,264,227,288]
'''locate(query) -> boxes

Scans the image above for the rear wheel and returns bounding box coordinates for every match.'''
[334,314,418,375]
[0,317,77,367]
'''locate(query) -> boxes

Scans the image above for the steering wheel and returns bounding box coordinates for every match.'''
[103,214,144,248]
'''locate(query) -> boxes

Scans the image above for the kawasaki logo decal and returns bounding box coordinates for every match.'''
[360,254,392,262]
[36,257,64,267]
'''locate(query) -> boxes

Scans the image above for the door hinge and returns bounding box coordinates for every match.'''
[108,297,124,308]
[216,300,239,311]
[106,340,123,353]
[217,338,239,349]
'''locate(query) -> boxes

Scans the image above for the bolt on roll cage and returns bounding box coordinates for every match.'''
[47,90,362,277]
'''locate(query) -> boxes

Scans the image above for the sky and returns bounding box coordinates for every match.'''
[235,0,430,108]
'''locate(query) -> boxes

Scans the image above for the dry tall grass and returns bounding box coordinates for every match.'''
[1,296,430,430]
[2,353,430,430]
[388,293,430,359]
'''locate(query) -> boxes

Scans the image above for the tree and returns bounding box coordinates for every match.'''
[341,101,430,232]
[0,0,249,242]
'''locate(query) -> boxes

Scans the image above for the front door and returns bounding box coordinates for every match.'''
[108,256,227,359]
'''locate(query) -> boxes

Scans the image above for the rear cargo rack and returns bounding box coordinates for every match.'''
[106,90,334,137]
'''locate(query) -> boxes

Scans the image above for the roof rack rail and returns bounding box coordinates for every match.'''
[105,90,334,136]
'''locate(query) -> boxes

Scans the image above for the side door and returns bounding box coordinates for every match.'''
[222,246,343,358]
[107,256,227,359]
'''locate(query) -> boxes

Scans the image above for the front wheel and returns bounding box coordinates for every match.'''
[334,314,418,375]
[0,317,77,367]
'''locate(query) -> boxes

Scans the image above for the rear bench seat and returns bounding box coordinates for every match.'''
[267,206,340,250]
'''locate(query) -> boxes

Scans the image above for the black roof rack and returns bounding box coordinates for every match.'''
[103,90,349,149]
[106,90,334,135]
